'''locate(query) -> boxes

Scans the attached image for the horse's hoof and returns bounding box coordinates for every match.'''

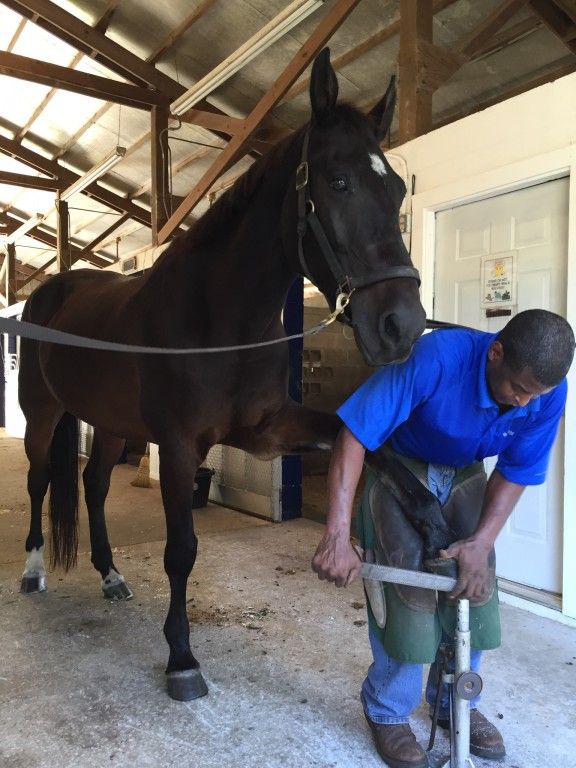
[102,571,134,601]
[20,573,47,594]
[166,668,209,701]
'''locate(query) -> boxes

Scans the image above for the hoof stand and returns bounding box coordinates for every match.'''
[167,668,209,701]
[20,573,47,594]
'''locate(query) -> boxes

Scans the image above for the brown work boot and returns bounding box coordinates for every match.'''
[436,709,506,760]
[364,713,429,768]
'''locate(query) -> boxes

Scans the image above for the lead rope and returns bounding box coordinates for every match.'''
[0,294,353,355]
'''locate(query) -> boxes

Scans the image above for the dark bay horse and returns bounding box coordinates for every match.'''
[17,49,426,701]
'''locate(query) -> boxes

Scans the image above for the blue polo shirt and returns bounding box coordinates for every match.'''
[337,328,567,486]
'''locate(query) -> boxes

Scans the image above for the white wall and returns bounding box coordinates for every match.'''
[386,73,576,620]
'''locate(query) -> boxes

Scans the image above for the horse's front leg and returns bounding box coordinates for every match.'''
[158,438,208,701]
[249,399,342,457]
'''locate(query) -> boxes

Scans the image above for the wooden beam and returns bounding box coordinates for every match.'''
[79,213,130,255]
[0,0,184,100]
[0,134,151,227]
[17,257,55,290]
[157,0,364,244]
[147,0,220,64]
[5,243,17,305]
[56,199,71,272]
[430,55,576,133]
[282,0,460,104]
[151,106,170,245]
[529,0,576,52]
[456,0,528,58]
[398,0,434,143]
[0,170,61,190]
[551,0,576,26]
[0,50,166,110]
[470,15,542,59]
[178,109,245,135]
[0,211,109,269]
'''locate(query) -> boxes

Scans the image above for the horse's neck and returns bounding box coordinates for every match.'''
[143,136,302,336]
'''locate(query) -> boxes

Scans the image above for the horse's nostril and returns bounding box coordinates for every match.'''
[381,313,400,343]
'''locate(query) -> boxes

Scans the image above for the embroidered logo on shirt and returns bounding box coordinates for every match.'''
[502,430,515,437]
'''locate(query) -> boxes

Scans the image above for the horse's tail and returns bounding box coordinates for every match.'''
[49,412,79,571]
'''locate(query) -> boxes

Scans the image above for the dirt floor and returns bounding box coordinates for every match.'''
[1,430,576,768]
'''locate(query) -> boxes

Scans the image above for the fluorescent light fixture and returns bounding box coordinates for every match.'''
[171,0,324,116]
[60,146,127,202]
[5,213,44,244]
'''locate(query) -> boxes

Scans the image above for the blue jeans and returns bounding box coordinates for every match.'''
[361,625,482,723]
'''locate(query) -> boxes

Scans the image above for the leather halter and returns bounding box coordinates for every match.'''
[295,129,421,317]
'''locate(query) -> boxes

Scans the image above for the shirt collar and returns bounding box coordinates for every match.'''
[476,332,541,415]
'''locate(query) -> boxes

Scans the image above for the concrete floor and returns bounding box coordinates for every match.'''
[1,431,575,768]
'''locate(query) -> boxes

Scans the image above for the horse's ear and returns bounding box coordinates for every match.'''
[310,48,338,124]
[369,75,396,142]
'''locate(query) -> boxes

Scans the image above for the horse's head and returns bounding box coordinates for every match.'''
[292,48,426,366]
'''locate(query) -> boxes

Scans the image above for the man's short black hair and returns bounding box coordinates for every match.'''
[497,309,575,386]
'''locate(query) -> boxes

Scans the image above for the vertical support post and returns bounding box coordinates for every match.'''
[5,242,17,305]
[151,105,170,246]
[56,197,72,272]
[398,0,434,143]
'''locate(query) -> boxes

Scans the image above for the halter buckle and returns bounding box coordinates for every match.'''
[295,161,309,191]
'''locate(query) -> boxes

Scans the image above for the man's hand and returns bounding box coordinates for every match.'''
[440,537,492,600]
[312,532,363,587]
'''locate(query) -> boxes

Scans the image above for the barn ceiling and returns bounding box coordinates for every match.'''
[0,0,575,304]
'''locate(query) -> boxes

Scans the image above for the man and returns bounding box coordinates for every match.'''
[312,309,574,768]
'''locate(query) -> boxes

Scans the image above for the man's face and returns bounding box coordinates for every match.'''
[486,341,553,407]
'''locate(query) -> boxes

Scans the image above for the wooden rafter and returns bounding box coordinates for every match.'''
[529,0,576,53]
[147,0,220,64]
[281,0,460,105]
[0,134,151,227]
[397,0,531,142]
[15,3,122,143]
[0,51,167,109]
[157,0,365,244]
[420,54,576,136]
[455,0,528,58]
[0,170,61,191]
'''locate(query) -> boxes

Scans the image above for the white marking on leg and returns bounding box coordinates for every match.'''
[369,153,387,177]
[102,567,126,589]
[23,546,46,577]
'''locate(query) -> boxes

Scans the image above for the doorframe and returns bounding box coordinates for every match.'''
[410,145,576,620]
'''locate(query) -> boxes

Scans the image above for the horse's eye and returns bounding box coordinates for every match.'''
[330,177,348,192]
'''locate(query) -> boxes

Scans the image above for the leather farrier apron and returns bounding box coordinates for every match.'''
[356,448,501,663]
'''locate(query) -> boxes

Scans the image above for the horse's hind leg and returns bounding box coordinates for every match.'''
[83,429,133,600]
[21,406,64,593]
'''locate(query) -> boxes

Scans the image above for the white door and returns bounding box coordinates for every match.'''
[434,178,569,593]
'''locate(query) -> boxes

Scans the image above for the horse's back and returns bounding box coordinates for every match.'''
[19,270,150,440]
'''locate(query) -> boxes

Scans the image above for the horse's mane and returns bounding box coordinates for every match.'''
[183,124,306,247]
[160,102,371,259]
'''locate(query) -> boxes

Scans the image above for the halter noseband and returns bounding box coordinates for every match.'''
[295,129,420,320]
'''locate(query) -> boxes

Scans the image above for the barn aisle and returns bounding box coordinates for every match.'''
[1,430,575,768]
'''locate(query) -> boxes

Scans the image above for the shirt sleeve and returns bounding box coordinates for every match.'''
[336,334,444,451]
[495,380,567,486]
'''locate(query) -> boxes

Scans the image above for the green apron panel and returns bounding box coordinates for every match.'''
[359,464,501,663]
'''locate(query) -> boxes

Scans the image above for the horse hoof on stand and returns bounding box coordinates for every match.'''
[166,668,209,701]
[102,569,134,601]
[20,572,47,594]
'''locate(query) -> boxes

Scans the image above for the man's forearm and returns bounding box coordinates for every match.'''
[325,425,366,535]
[473,469,526,547]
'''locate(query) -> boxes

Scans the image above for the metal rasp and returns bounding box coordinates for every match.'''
[360,562,457,593]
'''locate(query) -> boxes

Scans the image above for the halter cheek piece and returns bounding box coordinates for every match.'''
[295,129,420,324]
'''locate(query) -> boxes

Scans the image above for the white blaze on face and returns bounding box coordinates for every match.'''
[369,153,387,177]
